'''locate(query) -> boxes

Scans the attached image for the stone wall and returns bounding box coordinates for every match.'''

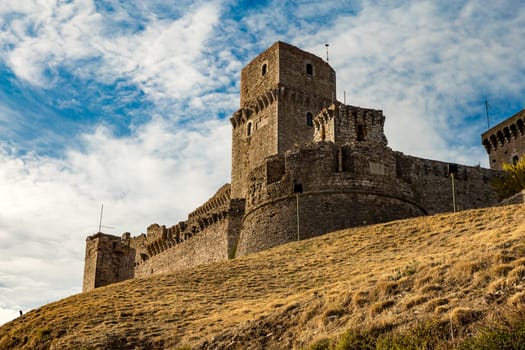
[277,42,336,102]
[236,140,501,256]
[277,87,332,156]
[395,153,500,213]
[132,195,245,277]
[313,103,387,146]
[231,104,278,199]
[82,236,99,291]
[237,141,425,256]
[240,42,280,106]
[83,185,245,292]
[276,42,336,154]
[238,192,424,256]
[134,219,230,277]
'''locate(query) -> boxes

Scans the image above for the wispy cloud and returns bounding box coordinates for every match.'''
[290,0,525,164]
[0,1,228,113]
[0,116,231,324]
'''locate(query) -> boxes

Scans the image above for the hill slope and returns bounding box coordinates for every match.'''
[1,204,525,349]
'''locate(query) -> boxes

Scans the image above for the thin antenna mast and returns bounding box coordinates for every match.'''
[325,44,329,62]
[485,99,490,129]
[98,203,103,232]
[97,203,115,233]
[344,90,346,105]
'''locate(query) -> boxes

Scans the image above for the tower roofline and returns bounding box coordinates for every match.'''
[482,108,525,138]
[241,41,335,75]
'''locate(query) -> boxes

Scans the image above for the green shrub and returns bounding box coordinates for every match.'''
[376,320,449,350]
[307,338,331,350]
[491,156,525,200]
[335,329,375,350]
[458,320,525,350]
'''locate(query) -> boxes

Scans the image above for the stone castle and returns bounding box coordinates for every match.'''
[83,42,504,292]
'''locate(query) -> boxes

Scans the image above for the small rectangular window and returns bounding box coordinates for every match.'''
[306,63,313,75]
[306,112,313,127]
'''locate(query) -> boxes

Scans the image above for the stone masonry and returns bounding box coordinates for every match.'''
[482,109,525,170]
[83,42,502,292]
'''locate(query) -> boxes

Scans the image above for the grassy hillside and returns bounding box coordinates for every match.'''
[1,204,525,349]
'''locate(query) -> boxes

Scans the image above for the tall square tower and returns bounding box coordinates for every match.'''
[230,42,336,198]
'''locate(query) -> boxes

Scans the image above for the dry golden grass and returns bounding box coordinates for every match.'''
[1,204,525,349]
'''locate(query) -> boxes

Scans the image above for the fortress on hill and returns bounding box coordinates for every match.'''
[83,42,505,292]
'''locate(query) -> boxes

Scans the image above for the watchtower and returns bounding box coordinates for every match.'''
[82,232,134,292]
[482,109,525,170]
[230,42,336,198]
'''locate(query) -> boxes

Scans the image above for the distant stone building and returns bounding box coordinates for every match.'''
[83,42,500,292]
[482,109,525,170]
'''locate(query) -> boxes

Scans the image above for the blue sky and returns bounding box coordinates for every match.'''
[0,0,524,325]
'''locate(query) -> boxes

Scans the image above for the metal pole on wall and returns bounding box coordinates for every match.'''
[451,173,457,213]
[293,182,303,241]
[448,163,458,213]
[296,193,300,241]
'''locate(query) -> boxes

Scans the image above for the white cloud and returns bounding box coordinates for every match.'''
[0,116,231,325]
[97,3,223,102]
[1,0,102,86]
[0,1,227,106]
[296,0,525,165]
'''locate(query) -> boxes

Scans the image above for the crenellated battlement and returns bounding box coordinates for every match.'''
[230,86,333,131]
[188,184,231,218]
[137,184,236,259]
[482,109,525,170]
[243,141,415,212]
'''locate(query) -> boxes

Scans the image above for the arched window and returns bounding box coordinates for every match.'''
[261,63,267,76]
[517,119,524,135]
[247,122,253,136]
[306,63,313,76]
[306,112,313,127]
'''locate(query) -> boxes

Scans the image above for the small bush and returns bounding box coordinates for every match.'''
[335,329,375,350]
[376,320,449,350]
[491,156,525,200]
[458,320,525,350]
[307,338,331,350]
[36,328,51,341]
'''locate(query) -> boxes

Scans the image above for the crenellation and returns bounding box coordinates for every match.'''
[482,109,525,169]
[83,41,508,292]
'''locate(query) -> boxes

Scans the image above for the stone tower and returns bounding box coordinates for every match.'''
[83,232,134,292]
[230,42,336,199]
[482,109,525,170]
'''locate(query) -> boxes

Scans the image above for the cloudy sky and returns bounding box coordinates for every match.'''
[0,0,524,325]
